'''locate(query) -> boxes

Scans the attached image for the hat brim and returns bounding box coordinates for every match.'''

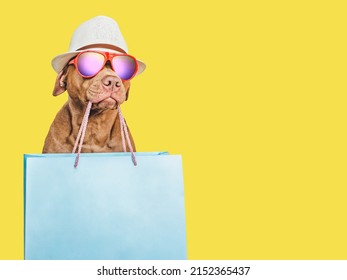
[51,47,146,76]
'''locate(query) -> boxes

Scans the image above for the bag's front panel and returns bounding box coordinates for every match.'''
[24,153,186,260]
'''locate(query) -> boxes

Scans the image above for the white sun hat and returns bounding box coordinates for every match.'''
[51,15,146,76]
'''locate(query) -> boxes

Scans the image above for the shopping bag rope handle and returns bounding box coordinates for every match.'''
[72,101,137,168]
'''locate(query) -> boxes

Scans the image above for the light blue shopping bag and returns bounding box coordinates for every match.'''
[24,152,187,260]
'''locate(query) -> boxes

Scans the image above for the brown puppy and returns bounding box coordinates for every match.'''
[42,62,135,153]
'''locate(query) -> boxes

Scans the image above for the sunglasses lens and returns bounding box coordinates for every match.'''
[112,56,137,80]
[77,52,105,77]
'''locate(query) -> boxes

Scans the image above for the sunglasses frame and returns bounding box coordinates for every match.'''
[68,50,139,80]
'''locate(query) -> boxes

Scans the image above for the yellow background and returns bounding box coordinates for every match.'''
[1,0,347,259]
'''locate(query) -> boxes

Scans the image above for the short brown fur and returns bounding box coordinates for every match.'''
[43,64,135,153]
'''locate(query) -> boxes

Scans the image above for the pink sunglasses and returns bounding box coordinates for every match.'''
[69,50,138,80]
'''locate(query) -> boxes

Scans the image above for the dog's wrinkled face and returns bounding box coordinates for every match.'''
[53,62,130,110]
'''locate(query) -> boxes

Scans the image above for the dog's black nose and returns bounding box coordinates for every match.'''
[102,76,121,89]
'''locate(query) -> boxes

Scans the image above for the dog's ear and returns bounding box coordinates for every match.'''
[123,80,131,101]
[126,87,130,101]
[53,67,68,96]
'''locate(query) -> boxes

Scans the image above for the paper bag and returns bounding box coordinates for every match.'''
[24,152,187,260]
